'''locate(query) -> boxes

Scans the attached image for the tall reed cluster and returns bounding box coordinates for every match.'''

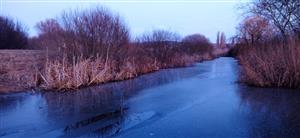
[40,44,213,90]
[236,38,300,88]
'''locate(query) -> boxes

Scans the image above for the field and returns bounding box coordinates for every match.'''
[0,50,47,92]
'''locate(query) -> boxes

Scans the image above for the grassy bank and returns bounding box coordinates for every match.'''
[232,38,300,88]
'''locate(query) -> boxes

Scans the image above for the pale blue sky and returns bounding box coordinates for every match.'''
[1,0,248,42]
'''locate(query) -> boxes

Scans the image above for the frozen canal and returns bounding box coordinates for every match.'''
[1,57,300,137]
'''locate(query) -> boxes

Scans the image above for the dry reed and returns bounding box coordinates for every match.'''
[238,38,300,88]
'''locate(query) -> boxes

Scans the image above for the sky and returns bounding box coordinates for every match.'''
[1,0,248,42]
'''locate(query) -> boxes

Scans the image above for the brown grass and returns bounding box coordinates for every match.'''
[237,38,300,88]
[0,50,46,92]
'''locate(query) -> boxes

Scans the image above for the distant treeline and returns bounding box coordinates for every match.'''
[0,16,28,49]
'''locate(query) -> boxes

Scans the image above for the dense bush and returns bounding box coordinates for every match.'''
[0,16,28,49]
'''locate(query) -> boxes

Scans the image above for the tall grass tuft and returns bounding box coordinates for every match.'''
[40,56,112,90]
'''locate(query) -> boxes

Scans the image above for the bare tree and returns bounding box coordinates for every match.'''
[182,34,209,44]
[182,34,212,54]
[216,32,220,47]
[237,15,275,45]
[136,29,181,65]
[61,7,129,58]
[137,29,181,46]
[35,7,130,59]
[35,18,65,51]
[216,32,227,48]
[0,16,28,49]
[220,32,227,48]
[250,0,300,38]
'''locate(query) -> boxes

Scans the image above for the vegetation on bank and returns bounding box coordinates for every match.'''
[231,0,300,88]
[233,38,300,88]
[41,47,212,90]
[0,7,226,91]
